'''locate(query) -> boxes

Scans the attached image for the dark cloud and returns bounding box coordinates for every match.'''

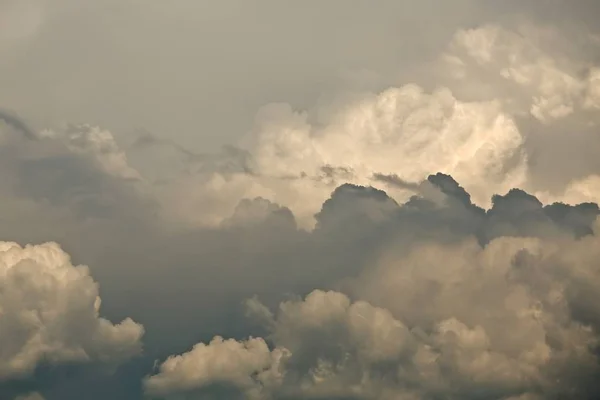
[2,141,600,399]
[140,175,600,399]
[0,109,36,140]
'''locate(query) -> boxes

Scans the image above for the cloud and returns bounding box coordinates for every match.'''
[244,86,527,226]
[147,83,529,230]
[0,109,37,140]
[442,23,600,121]
[0,5,600,400]
[0,241,144,381]
[4,20,595,234]
[146,215,600,399]
[222,198,296,231]
[0,121,158,249]
[14,392,45,400]
[144,336,287,400]
[44,124,142,181]
[114,21,598,231]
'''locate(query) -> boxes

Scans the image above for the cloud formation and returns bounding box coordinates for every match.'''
[112,20,600,230]
[1,3,600,400]
[443,23,600,121]
[146,177,600,399]
[0,241,144,381]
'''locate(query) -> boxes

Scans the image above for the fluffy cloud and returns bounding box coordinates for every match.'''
[5,22,596,233]
[138,85,528,229]
[1,5,600,400]
[0,241,144,381]
[145,336,287,399]
[444,23,600,122]
[122,22,600,230]
[146,213,600,399]
[245,86,527,224]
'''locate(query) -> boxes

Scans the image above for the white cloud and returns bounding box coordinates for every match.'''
[145,22,600,229]
[144,336,287,400]
[0,241,144,381]
[149,84,528,230]
[4,21,597,232]
[444,24,600,123]
[245,85,527,224]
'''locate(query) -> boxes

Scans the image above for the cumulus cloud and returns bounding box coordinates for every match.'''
[3,18,594,233]
[138,84,528,229]
[114,21,600,230]
[145,336,287,399]
[248,86,527,224]
[1,3,600,400]
[0,241,144,381]
[146,181,600,398]
[443,23,600,121]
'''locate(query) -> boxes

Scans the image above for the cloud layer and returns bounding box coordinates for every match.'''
[1,3,600,400]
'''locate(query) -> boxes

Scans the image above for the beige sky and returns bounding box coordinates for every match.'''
[1,0,597,151]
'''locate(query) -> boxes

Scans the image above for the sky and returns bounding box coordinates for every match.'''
[1,1,600,399]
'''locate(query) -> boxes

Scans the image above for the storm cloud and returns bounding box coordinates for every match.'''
[1,2,600,400]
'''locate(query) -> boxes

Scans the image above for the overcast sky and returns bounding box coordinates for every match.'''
[1,0,598,150]
[2,1,600,400]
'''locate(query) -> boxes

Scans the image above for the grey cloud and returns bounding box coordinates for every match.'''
[145,177,600,399]
[0,109,36,140]
[3,108,600,399]
[223,198,296,231]
[2,165,600,399]
[371,173,422,193]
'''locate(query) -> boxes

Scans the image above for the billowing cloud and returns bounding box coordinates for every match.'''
[1,3,600,400]
[136,84,528,230]
[145,336,287,399]
[146,193,600,399]
[0,241,144,381]
[3,18,595,234]
[442,23,600,121]
[116,21,600,230]
[243,86,527,226]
